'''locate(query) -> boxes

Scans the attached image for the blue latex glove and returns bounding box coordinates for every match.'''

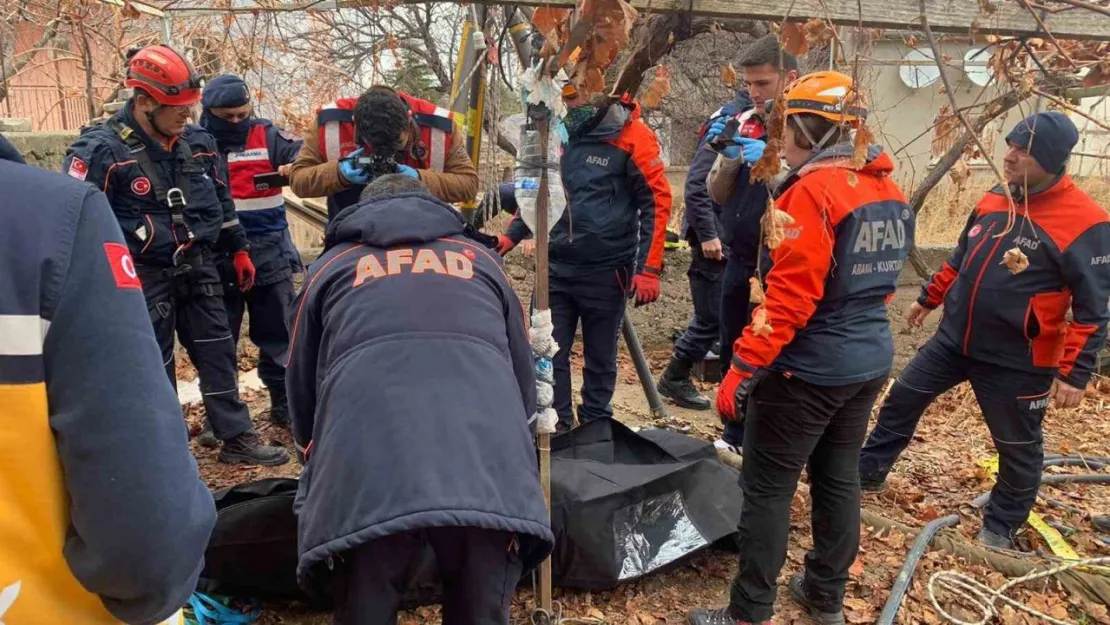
[338,147,371,185]
[735,137,766,164]
[704,117,729,145]
[397,164,420,179]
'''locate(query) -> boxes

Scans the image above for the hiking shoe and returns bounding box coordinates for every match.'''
[658,356,712,410]
[194,427,220,448]
[859,476,887,493]
[687,607,768,625]
[789,575,846,625]
[1092,515,1110,533]
[977,527,1014,550]
[219,431,290,466]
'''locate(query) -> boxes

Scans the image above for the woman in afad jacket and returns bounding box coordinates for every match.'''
[690,71,915,625]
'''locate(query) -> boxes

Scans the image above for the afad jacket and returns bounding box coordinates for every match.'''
[920,176,1110,388]
[731,144,915,386]
[507,100,672,278]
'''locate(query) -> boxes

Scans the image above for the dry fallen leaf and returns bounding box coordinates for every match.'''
[779,21,809,56]
[1001,247,1029,274]
[641,66,671,108]
[751,308,773,337]
[749,277,766,305]
[848,555,865,578]
[722,63,738,88]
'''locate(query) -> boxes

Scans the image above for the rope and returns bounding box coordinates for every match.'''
[928,556,1110,625]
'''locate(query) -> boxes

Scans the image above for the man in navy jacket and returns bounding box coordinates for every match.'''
[859,112,1110,549]
[654,90,754,415]
[499,93,672,432]
[286,174,554,623]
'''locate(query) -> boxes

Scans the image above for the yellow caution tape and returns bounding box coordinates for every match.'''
[977,456,1081,560]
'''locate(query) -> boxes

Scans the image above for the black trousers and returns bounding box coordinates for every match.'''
[859,337,1053,536]
[331,528,523,625]
[730,372,887,622]
[549,267,630,430]
[719,256,757,446]
[673,246,725,364]
[138,250,253,441]
[224,277,295,392]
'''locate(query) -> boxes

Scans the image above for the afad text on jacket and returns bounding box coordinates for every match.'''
[919,177,1110,389]
[732,144,915,386]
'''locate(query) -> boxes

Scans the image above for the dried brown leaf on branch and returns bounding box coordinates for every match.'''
[751,308,774,337]
[761,197,795,250]
[1084,64,1110,88]
[850,124,875,170]
[949,159,971,191]
[533,8,572,41]
[779,21,809,56]
[804,18,835,48]
[749,277,766,305]
[641,66,671,108]
[1002,247,1029,274]
[751,93,786,183]
[582,0,638,70]
[722,63,738,88]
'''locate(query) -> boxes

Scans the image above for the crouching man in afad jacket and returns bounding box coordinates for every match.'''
[286,174,554,625]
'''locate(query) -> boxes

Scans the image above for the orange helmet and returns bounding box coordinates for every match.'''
[125,45,202,107]
[783,71,867,125]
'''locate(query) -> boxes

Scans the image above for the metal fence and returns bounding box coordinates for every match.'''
[4,85,114,132]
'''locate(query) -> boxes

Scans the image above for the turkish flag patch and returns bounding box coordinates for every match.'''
[67,157,88,181]
[103,243,142,290]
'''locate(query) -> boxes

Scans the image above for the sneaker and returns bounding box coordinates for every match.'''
[789,575,846,625]
[218,431,291,466]
[976,527,1014,550]
[686,607,768,625]
[658,356,712,410]
[859,476,887,493]
[194,427,220,448]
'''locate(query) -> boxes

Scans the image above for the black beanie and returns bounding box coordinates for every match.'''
[1005,111,1079,175]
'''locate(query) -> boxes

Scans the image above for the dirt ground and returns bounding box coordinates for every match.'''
[186,246,1110,625]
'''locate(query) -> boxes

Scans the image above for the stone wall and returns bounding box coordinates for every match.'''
[5,131,79,171]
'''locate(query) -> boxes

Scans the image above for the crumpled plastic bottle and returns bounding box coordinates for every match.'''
[514,121,567,235]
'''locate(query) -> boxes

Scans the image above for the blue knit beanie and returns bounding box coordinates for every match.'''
[1005,111,1079,175]
[202,74,250,109]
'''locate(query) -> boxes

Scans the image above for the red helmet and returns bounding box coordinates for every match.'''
[125,45,202,107]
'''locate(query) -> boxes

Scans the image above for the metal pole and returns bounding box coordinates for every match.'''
[622,311,669,418]
[532,109,553,618]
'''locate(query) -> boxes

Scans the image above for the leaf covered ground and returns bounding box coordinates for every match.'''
[190,349,1110,624]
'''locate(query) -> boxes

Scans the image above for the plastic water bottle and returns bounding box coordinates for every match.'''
[513,123,566,234]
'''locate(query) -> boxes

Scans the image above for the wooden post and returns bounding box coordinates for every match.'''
[533,110,554,617]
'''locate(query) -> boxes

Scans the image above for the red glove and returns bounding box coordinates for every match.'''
[631,272,661,305]
[233,250,256,292]
[495,235,517,256]
[716,366,754,422]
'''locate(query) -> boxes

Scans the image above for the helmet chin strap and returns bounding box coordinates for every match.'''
[145,105,175,141]
[794,117,842,153]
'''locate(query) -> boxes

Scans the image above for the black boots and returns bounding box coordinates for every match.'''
[267,385,290,425]
[658,356,711,410]
[218,430,291,466]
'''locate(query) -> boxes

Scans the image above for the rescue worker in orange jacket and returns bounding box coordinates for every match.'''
[859,111,1110,549]
[288,85,479,220]
[689,72,914,625]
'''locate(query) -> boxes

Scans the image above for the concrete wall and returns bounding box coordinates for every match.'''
[852,38,1110,189]
[5,131,79,171]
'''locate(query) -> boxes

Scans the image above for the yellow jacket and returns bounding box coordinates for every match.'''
[1,148,215,624]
